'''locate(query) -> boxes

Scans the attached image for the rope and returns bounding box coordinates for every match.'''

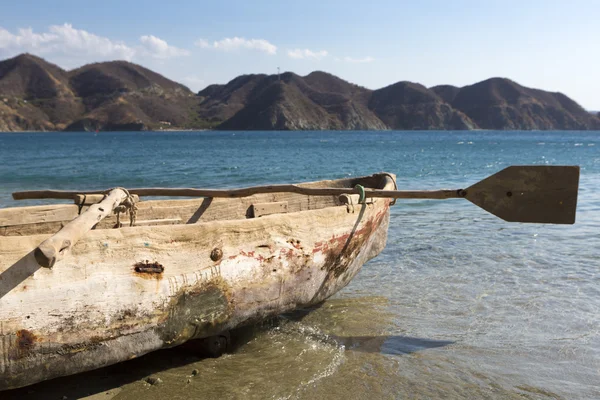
[77,194,87,214]
[108,187,137,227]
[354,184,366,204]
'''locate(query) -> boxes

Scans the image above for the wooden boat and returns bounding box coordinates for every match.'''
[0,173,396,390]
[0,166,579,390]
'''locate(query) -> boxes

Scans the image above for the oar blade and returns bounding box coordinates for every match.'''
[465,166,579,224]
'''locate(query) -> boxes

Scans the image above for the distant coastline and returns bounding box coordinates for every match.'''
[4,128,600,135]
[1,53,599,133]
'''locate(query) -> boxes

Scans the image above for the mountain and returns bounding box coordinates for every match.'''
[199,72,470,130]
[0,54,206,131]
[65,61,203,131]
[200,71,386,130]
[369,81,475,130]
[0,54,71,99]
[69,61,189,97]
[200,73,598,131]
[1,54,599,131]
[440,78,600,130]
[0,54,83,130]
[430,85,461,104]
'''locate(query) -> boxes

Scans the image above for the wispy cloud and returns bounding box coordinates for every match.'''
[339,56,375,63]
[195,37,277,55]
[0,24,136,60]
[0,24,189,64]
[287,48,328,60]
[139,35,190,59]
[195,38,210,48]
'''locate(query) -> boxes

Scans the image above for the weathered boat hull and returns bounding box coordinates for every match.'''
[0,174,393,390]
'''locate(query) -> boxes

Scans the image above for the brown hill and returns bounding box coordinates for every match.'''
[63,92,202,132]
[369,82,476,130]
[219,81,328,130]
[449,78,600,130]
[205,71,386,130]
[65,60,199,131]
[197,74,270,124]
[0,54,83,129]
[0,54,206,131]
[0,54,71,99]
[1,54,599,131]
[430,85,461,104]
[69,61,190,97]
[0,100,55,131]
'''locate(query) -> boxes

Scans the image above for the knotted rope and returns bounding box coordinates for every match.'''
[108,187,137,227]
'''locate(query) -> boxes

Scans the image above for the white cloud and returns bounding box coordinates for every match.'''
[194,38,210,48]
[340,56,375,63]
[0,27,54,49]
[287,48,328,60]
[139,35,190,59]
[0,24,189,64]
[0,24,136,60]
[195,37,277,55]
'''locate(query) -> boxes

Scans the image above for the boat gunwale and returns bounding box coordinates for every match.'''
[0,173,396,232]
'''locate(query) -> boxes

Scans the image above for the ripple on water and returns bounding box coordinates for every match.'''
[1,130,599,399]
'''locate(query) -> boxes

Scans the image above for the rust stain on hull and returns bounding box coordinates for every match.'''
[8,329,39,361]
[16,329,36,352]
[310,207,389,301]
[317,209,386,279]
[323,220,374,278]
[133,261,164,279]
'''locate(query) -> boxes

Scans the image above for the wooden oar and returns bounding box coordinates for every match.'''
[463,165,579,224]
[34,188,129,268]
[14,165,579,228]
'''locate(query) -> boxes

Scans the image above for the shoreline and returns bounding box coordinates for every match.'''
[0,128,211,134]
[1,128,600,134]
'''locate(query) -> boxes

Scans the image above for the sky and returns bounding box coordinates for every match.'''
[0,0,598,109]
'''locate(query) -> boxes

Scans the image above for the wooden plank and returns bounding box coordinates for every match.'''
[0,193,340,236]
[1,221,66,236]
[134,218,182,226]
[34,189,129,268]
[0,205,79,228]
[251,201,289,218]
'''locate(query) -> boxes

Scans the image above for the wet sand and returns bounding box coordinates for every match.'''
[2,298,565,400]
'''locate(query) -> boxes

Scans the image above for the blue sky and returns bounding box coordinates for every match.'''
[1,0,598,109]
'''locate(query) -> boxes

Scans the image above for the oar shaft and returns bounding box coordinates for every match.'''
[365,189,461,199]
[13,187,462,200]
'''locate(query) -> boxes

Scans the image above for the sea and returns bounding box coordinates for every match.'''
[0,130,599,399]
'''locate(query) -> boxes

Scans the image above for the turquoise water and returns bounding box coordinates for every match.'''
[1,131,599,399]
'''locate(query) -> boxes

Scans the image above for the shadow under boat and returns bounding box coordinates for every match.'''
[331,335,454,355]
[2,312,453,400]
[281,303,454,355]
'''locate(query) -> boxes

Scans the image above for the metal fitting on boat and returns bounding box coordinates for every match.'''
[211,248,223,261]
